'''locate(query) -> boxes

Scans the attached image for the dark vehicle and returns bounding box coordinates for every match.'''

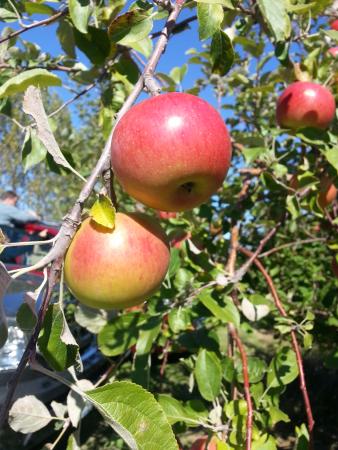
[0,222,104,449]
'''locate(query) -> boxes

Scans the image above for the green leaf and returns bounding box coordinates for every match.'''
[168,307,191,333]
[85,382,179,450]
[8,396,53,434]
[168,247,180,277]
[57,19,76,59]
[195,349,222,401]
[169,64,188,84]
[286,2,316,14]
[16,303,37,332]
[269,406,290,425]
[252,434,277,450]
[0,69,61,98]
[257,0,291,41]
[24,2,55,15]
[197,3,224,41]
[236,357,267,384]
[0,8,17,20]
[296,127,330,145]
[128,36,153,58]
[242,147,268,163]
[69,0,91,34]
[323,29,338,41]
[199,290,240,328]
[74,27,111,65]
[136,316,161,355]
[325,148,338,173]
[0,262,12,349]
[210,30,234,76]
[90,195,116,230]
[109,10,153,45]
[74,304,108,334]
[98,313,140,356]
[21,128,48,172]
[38,304,79,371]
[267,347,299,388]
[157,395,201,426]
[295,423,310,450]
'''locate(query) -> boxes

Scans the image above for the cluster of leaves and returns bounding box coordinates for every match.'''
[0,0,337,449]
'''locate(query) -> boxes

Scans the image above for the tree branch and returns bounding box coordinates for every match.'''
[228,324,253,450]
[0,8,68,45]
[259,238,326,258]
[238,246,315,449]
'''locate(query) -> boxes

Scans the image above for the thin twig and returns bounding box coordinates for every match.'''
[259,238,326,258]
[238,246,314,449]
[48,80,98,119]
[231,223,280,283]
[0,8,68,45]
[228,324,253,450]
[226,226,239,275]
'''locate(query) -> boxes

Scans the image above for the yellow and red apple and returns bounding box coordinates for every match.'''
[64,213,170,309]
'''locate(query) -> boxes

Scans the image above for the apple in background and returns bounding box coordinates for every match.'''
[332,256,338,278]
[328,47,338,57]
[156,210,178,220]
[318,176,337,209]
[330,19,338,31]
[170,230,191,249]
[111,92,232,212]
[190,436,217,450]
[64,213,170,309]
[276,82,336,130]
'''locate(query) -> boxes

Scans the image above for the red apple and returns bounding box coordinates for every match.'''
[332,256,338,278]
[330,19,338,31]
[156,211,178,219]
[276,82,336,130]
[111,92,232,211]
[318,176,337,209]
[190,436,217,450]
[64,213,170,309]
[170,230,191,249]
[328,47,338,57]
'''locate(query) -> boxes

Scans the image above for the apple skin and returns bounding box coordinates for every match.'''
[190,436,217,450]
[328,47,338,57]
[276,82,336,130]
[156,210,178,219]
[318,177,337,209]
[64,213,170,310]
[331,19,338,31]
[111,92,232,212]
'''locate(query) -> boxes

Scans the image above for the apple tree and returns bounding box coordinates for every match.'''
[0,0,337,449]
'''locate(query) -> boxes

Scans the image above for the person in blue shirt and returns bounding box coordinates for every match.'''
[0,190,40,263]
